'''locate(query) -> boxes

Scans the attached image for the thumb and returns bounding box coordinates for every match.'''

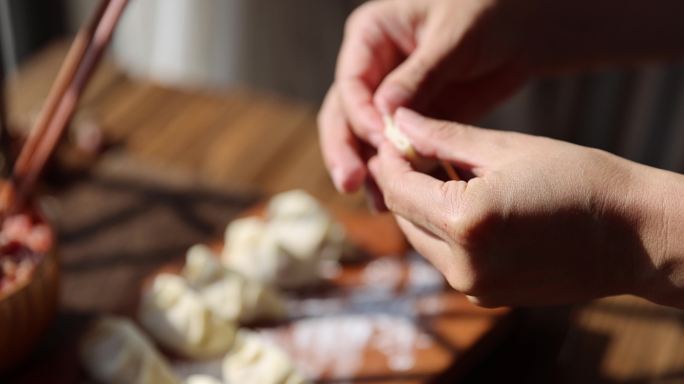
[394,108,504,170]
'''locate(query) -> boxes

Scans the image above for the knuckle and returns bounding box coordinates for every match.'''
[448,179,494,246]
[382,179,403,211]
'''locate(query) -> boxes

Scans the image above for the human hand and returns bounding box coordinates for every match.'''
[368,108,684,308]
[318,0,531,193]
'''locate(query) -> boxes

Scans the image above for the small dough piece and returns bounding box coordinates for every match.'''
[139,274,237,359]
[384,115,437,173]
[183,245,285,323]
[222,331,309,384]
[384,115,416,158]
[80,316,179,384]
[184,375,224,384]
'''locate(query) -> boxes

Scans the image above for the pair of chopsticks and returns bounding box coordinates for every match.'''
[8,0,128,212]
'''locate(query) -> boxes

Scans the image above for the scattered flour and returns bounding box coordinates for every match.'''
[261,314,433,378]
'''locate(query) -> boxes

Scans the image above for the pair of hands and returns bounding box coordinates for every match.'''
[318,0,684,307]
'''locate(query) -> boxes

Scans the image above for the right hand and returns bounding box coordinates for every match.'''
[318,0,533,193]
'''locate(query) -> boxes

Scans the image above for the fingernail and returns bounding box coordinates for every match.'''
[331,168,347,193]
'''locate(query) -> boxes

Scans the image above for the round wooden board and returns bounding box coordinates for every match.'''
[143,205,512,383]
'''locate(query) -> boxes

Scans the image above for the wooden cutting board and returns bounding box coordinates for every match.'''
[147,204,512,383]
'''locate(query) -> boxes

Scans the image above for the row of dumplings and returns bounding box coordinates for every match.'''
[81,317,306,384]
[80,190,353,383]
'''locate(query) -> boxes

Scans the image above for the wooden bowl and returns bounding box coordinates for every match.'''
[0,212,59,372]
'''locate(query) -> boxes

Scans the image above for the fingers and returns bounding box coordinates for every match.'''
[394,108,505,170]
[372,1,462,115]
[335,2,402,146]
[368,142,466,241]
[373,42,442,115]
[317,86,367,193]
[394,215,456,277]
[336,80,384,146]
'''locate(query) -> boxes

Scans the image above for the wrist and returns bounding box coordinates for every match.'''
[623,163,684,307]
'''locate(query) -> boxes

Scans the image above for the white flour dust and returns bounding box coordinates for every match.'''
[262,314,433,378]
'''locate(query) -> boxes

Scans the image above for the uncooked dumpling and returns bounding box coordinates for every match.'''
[222,191,353,288]
[80,316,179,384]
[267,190,353,262]
[183,244,285,323]
[138,273,237,359]
[221,217,290,285]
[184,375,223,384]
[222,331,308,384]
[267,190,334,258]
[183,244,225,286]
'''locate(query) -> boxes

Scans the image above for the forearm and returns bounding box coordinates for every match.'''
[523,0,684,72]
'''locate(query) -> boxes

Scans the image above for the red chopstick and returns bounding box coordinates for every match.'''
[10,0,129,212]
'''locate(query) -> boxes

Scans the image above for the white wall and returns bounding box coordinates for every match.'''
[67,0,361,102]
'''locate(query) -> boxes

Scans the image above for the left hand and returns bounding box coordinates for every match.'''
[368,108,683,308]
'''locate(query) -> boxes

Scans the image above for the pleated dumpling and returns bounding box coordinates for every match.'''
[138,273,236,359]
[183,244,285,323]
[222,331,308,384]
[184,375,223,384]
[267,190,352,264]
[80,316,179,384]
[220,217,290,286]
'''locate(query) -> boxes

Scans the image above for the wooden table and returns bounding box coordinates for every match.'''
[1,41,512,383]
[6,40,684,384]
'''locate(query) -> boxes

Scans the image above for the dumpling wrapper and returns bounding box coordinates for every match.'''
[183,244,285,323]
[222,191,354,288]
[80,316,179,384]
[221,217,291,285]
[139,274,237,359]
[384,115,416,158]
[384,115,437,173]
[222,331,309,384]
[268,190,354,262]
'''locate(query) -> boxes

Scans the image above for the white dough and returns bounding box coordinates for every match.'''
[80,316,179,384]
[184,244,225,286]
[384,115,415,158]
[138,274,237,359]
[221,217,291,285]
[222,191,353,288]
[222,331,308,384]
[182,245,285,323]
[184,375,224,384]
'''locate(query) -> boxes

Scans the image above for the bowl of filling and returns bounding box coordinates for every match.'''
[0,197,58,371]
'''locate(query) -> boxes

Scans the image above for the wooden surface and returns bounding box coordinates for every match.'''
[2,41,510,383]
[5,40,684,383]
[146,206,510,383]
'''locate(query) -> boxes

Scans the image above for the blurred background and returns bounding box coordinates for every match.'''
[3,0,684,383]
[5,0,684,171]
